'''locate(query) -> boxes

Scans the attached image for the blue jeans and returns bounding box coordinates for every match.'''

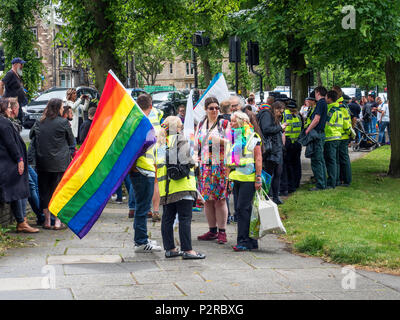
[130,171,155,245]
[28,166,45,223]
[116,175,136,210]
[363,120,372,134]
[378,121,390,144]
[10,199,25,223]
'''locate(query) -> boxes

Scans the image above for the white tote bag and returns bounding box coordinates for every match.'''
[256,190,287,235]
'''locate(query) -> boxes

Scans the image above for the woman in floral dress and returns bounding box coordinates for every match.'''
[195,97,231,244]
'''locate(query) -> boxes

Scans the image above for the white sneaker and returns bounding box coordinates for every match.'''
[134,240,162,252]
[111,194,117,201]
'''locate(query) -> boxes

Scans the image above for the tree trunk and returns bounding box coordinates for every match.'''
[264,50,272,91]
[385,57,400,178]
[202,58,212,87]
[85,0,125,93]
[317,71,323,87]
[287,35,308,106]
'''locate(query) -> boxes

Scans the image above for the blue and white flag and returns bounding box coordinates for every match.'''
[193,73,230,123]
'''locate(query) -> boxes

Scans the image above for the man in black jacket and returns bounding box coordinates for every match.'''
[79,107,96,144]
[0,58,28,124]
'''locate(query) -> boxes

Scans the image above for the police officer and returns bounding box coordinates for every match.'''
[305,87,328,191]
[147,107,164,222]
[280,101,303,195]
[324,90,344,189]
[332,86,352,187]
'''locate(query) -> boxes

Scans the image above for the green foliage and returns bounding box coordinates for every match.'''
[294,234,326,255]
[131,36,174,85]
[0,0,47,100]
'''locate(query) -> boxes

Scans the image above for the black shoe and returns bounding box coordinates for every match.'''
[273,197,283,205]
[182,251,206,260]
[309,187,324,191]
[338,183,350,187]
[165,250,183,258]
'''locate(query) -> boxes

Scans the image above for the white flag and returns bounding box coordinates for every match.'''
[193,73,230,123]
[184,89,194,139]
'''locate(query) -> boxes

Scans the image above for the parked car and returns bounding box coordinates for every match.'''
[126,88,147,100]
[23,86,99,129]
[151,91,187,118]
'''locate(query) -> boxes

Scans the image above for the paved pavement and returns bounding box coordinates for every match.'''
[1,148,399,300]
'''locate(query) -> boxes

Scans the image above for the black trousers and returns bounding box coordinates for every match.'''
[161,200,193,252]
[280,141,302,193]
[264,159,282,200]
[233,181,258,249]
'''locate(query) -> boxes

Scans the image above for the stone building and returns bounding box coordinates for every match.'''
[154,57,230,90]
[33,8,91,91]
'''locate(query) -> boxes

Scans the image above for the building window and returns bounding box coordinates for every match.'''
[186,62,194,75]
[169,63,173,74]
[30,27,38,40]
[60,73,72,88]
[59,49,72,67]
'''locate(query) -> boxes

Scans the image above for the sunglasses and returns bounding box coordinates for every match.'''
[208,106,220,111]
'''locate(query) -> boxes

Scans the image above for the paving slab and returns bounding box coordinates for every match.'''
[0,288,74,300]
[226,292,321,300]
[131,270,204,285]
[56,273,136,289]
[313,289,400,300]
[47,254,122,265]
[71,283,183,300]
[356,270,400,292]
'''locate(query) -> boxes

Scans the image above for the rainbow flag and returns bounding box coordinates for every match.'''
[48,71,155,238]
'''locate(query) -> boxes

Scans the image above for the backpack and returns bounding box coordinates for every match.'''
[166,136,192,181]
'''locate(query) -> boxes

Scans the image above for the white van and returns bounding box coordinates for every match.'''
[342,87,362,100]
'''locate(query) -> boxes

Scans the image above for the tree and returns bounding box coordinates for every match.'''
[56,0,126,92]
[307,0,400,177]
[0,0,47,101]
[132,36,174,86]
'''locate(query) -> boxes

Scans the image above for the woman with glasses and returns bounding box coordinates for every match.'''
[195,97,231,244]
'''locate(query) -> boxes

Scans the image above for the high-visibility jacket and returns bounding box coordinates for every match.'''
[304,106,316,129]
[337,97,352,140]
[135,108,164,172]
[156,134,196,198]
[148,108,163,133]
[325,102,343,142]
[282,109,302,141]
[228,125,260,182]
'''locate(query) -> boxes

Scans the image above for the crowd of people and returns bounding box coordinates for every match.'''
[0,57,392,259]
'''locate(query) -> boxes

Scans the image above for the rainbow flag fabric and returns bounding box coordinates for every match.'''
[49,71,155,238]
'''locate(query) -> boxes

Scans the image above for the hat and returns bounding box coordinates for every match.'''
[287,101,298,109]
[11,57,26,65]
[305,96,316,101]
[276,94,289,102]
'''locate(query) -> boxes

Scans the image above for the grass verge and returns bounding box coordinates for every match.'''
[280,146,400,273]
[0,227,27,256]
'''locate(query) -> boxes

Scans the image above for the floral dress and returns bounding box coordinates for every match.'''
[196,118,230,201]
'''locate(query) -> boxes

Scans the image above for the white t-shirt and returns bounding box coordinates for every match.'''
[381,103,390,122]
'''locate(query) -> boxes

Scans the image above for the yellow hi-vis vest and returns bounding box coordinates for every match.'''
[148,108,163,133]
[325,102,343,142]
[135,108,164,172]
[156,135,196,198]
[282,109,302,141]
[305,106,316,129]
[228,126,260,182]
[337,97,352,140]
